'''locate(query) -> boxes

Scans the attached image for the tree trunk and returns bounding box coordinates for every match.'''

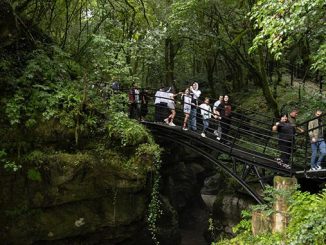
[165,38,175,86]
[205,55,217,98]
[0,1,18,48]
[258,49,279,117]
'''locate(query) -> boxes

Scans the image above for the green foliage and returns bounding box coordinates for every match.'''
[25,150,46,164]
[27,168,42,182]
[4,46,84,129]
[147,152,163,245]
[0,149,21,172]
[215,186,326,245]
[108,93,129,115]
[5,93,25,125]
[107,111,153,147]
[287,189,326,244]
[311,43,326,73]
[135,143,160,159]
[2,45,116,147]
[87,34,134,83]
[252,184,297,215]
[249,0,326,73]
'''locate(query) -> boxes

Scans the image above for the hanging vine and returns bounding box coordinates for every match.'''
[147,150,163,245]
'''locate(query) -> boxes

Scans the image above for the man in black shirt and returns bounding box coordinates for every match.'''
[272,113,295,168]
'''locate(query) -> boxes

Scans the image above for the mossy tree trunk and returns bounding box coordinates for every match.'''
[257,48,280,117]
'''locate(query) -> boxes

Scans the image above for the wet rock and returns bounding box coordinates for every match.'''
[0,150,152,244]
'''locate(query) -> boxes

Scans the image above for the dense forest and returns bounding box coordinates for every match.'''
[1,0,325,116]
[0,0,325,244]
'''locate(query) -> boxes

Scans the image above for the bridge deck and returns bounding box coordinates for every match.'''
[145,121,326,178]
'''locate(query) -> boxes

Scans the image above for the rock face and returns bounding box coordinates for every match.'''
[200,173,255,241]
[0,151,152,244]
[212,194,254,236]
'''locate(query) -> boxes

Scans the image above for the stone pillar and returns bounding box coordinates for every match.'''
[252,211,271,236]
[272,176,297,233]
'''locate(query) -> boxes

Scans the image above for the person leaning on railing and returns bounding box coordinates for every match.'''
[308,109,326,171]
[272,113,295,168]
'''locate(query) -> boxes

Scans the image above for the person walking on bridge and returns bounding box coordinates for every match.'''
[308,109,326,170]
[213,95,223,140]
[164,87,178,126]
[217,95,232,144]
[189,82,201,131]
[199,98,212,137]
[181,88,192,130]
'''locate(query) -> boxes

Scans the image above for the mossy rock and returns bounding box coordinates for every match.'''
[0,147,154,244]
[7,192,147,244]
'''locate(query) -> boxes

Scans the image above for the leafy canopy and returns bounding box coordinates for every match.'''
[249,0,326,73]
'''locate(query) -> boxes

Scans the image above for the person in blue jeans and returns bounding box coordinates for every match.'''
[199,98,212,137]
[189,82,201,131]
[308,109,326,170]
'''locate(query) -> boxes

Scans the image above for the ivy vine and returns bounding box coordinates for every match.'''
[147,150,163,245]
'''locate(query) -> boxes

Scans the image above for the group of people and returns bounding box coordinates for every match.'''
[130,82,325,171]
[272,108,325,171]
[154,82,232,141]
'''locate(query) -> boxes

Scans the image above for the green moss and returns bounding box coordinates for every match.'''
[107,112,154,147]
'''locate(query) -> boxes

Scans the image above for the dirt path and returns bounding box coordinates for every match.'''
[283,74,326,97]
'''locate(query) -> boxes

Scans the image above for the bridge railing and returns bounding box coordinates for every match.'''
[134,93,294,168]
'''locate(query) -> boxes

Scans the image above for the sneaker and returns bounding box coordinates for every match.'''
[309,167,317,171]
[182,127,188,131]
[201,133,206,137]
[169,122,176,126]
[216,137,221,141]
[164,118,169,124]
[315,166,322,170]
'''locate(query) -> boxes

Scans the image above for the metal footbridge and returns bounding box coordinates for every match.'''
[126,90,326,203]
